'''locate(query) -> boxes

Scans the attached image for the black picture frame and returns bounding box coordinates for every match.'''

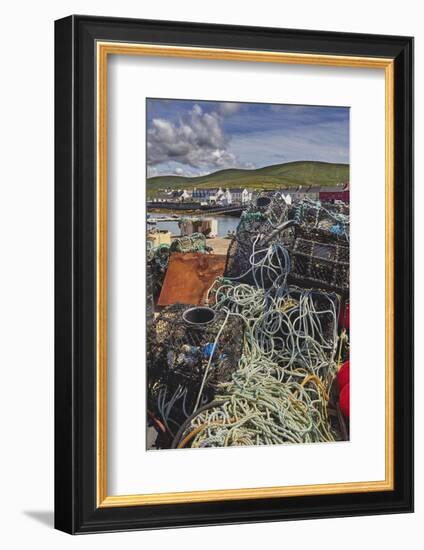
[55,14,414,534]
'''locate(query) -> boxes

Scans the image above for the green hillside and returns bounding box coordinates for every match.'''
[147,161,349,195]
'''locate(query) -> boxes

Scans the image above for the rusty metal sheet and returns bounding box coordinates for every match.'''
[158,252,226,306]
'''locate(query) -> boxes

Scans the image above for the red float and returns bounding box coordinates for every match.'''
[338,301,350,331]
[339,383,350,418]
[338,360,350,390]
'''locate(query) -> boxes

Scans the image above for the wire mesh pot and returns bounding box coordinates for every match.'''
[294,199,349,243]
[255,195,272,209]
[288,237,349,295]
[146,265,154,327]
[147,303,244,441]
[224,193,290,284]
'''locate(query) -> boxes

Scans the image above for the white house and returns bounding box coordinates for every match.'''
[150,190,173,203]
[229,188,252,204]
[215,188,225,203]
[179,189,191,201]
[192,187,226,204]
[222,188,232,205]
[192,188,217,202]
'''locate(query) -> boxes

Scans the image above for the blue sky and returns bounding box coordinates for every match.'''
[146,99,349,178]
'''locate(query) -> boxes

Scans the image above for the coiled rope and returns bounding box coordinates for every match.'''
[173,260,339,448]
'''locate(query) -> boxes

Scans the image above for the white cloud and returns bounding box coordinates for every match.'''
[147,104,247,175]
[147,102,348,177]
[218,102,242,116]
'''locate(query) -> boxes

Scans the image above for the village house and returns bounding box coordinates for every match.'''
[191,187,230,204]
[192,187,219,202]
[178,189,192,202]
[319,182,350,203]
[223,189,232,205]
[150,190,174,203]
[229,188,253,204]
[149,189,192,203]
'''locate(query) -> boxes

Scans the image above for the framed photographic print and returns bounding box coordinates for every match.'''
[54,15,414,534]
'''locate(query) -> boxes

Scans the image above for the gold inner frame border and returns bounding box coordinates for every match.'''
[96,41,394,508]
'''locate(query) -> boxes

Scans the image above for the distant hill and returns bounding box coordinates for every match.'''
[147,161,349,195]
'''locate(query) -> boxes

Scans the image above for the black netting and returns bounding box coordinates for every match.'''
[147,243,170,299]
[146,265,154,327]
[294,199,349,243]
[147,304,243,435]
[224,193,290,284]
[287,287,339,346]
[289,238,349,295]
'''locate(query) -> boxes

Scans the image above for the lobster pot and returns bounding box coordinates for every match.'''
[147,244,170,298]
[289,238,349,295]
[294,199,349,243]
[224,193,289,284]
[264,192,290,228]
[331,201,350,215]
[169,232,208,253]
[224,212,271,283]
[147,304,243,427]
[146,265,154,326]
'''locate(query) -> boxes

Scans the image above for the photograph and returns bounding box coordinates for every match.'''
[146,98,351,450]
[52,12,413,535]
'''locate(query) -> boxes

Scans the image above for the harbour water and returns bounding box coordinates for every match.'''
[147,213,240,238]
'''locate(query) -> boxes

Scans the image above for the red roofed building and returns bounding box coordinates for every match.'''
[319,182,350,203]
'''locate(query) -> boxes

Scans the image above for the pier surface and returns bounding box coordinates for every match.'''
[206,236,232,255]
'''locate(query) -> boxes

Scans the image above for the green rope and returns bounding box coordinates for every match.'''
[179,277,339,448]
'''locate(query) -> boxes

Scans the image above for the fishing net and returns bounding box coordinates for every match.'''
[146,265,154,327]
[147,303,244,441]
[289,237,349,295]
[169,232,210,253]
[294,199,349,243]
[147,243,170,298]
